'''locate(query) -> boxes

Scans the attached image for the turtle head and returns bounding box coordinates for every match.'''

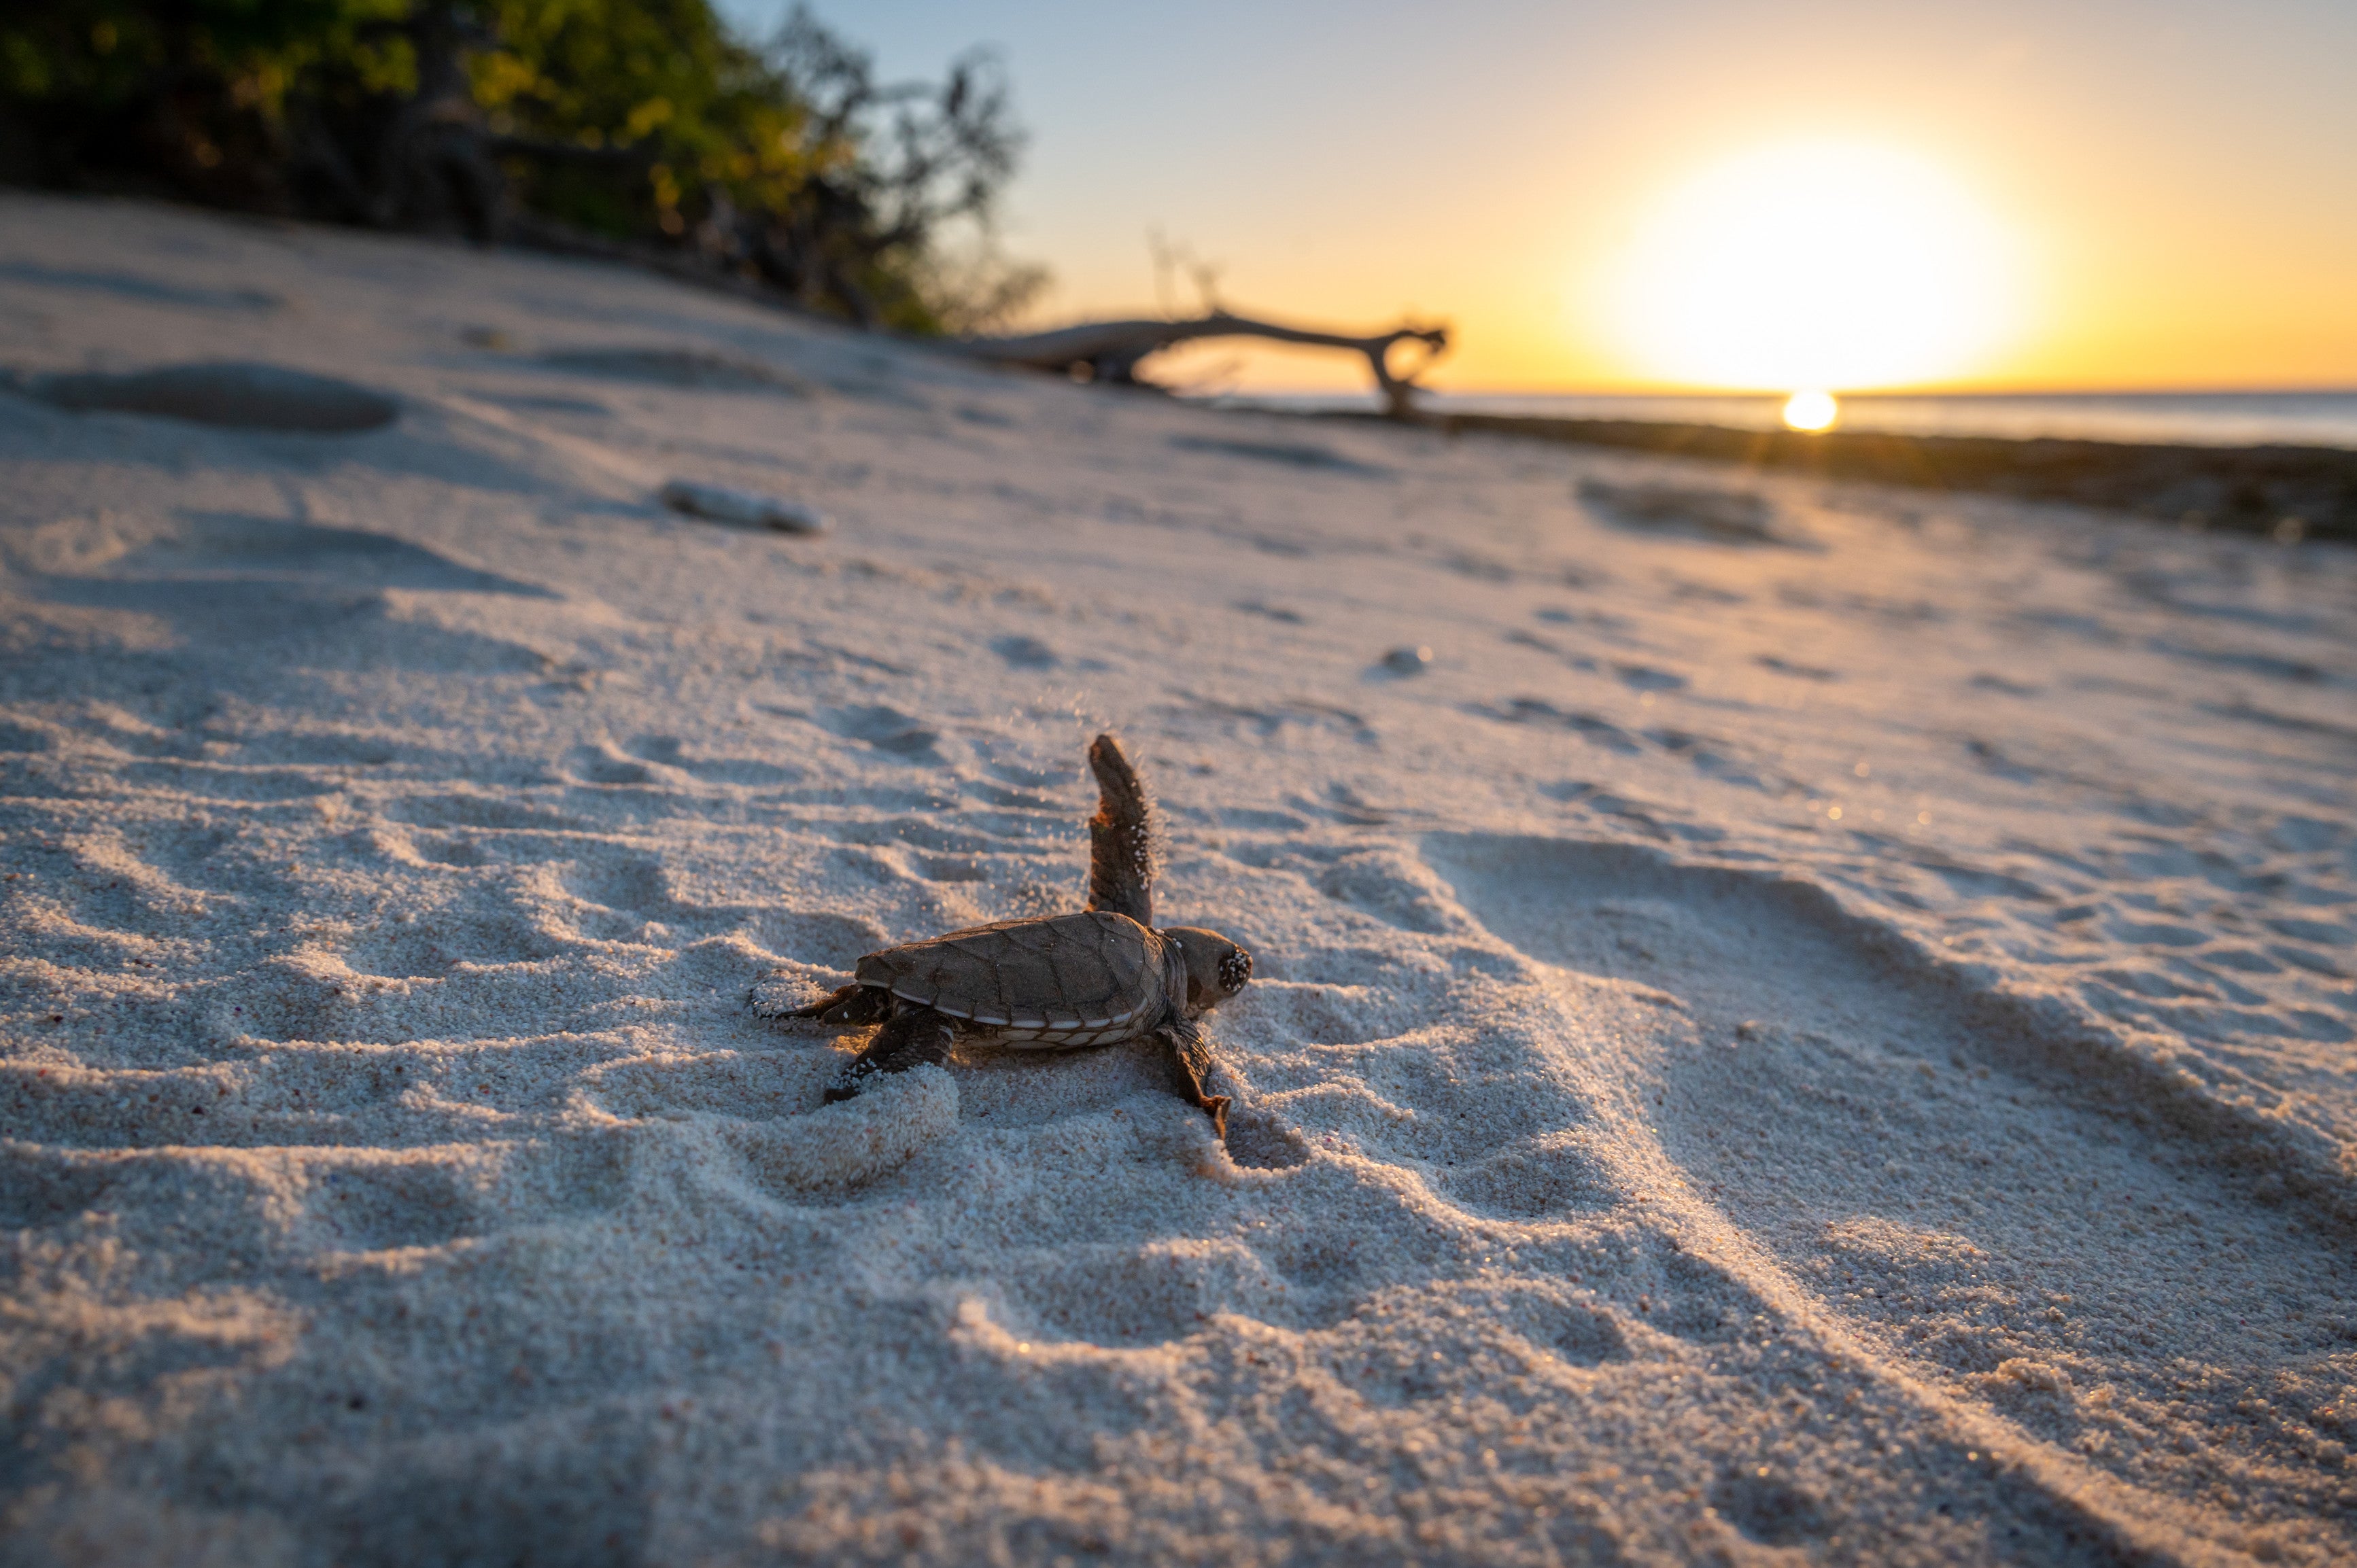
[1165,926,1252,1015]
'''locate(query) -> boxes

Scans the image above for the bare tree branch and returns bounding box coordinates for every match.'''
[946,311,1450,419]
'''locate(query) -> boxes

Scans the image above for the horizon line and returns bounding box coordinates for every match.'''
[1197,384,2357,401]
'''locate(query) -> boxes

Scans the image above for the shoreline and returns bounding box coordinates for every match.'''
[1330,410,2357,540]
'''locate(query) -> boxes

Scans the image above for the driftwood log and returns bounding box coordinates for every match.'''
[948,311,1449,418]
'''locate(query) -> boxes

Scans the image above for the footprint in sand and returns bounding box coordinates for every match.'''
[589,1050,958,1196]
[537,345,806,395]
[19,510,556,673]
[31,362,398,432]
[623,733,801,786]
[819,704,944,761]
[988,634,1060,669]
[1470,698,1643,755]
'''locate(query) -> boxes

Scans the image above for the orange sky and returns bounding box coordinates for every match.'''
[785,1,2357,394]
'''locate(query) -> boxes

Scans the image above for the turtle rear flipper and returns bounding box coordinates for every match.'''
[1086,732,1154,927]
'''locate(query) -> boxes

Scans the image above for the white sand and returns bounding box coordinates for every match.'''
[3,193,2354,1565]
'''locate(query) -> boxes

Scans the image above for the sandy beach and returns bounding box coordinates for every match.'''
[5,192,2356,1565]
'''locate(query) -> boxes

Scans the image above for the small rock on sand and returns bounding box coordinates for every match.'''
[1384,645,1434,673]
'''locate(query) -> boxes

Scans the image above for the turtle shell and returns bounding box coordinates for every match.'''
[855,910,1173,1048]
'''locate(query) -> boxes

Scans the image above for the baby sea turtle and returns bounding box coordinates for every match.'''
[785,734,1252,1134]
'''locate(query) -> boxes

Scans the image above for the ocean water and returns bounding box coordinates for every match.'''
[1214,389,2357,450]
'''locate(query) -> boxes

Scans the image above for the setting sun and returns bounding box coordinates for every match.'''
[1601,140,2027,392]
[1781,389,1839,431]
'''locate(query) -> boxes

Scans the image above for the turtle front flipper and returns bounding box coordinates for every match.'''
[824,1006,956,1103]
[781,983,893,1025]
[1085,732,1154,928]
[1154,1015,1229,1140]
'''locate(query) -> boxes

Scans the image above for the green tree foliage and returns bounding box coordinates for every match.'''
[471,0,827,238]
[0,0,409,207]
[0,0,1039,332]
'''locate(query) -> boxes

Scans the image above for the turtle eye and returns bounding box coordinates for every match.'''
[1219,949,1252,992]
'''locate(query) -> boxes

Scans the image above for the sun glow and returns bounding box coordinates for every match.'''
[1781,389,1838,432]
[1602,140,2025,391]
